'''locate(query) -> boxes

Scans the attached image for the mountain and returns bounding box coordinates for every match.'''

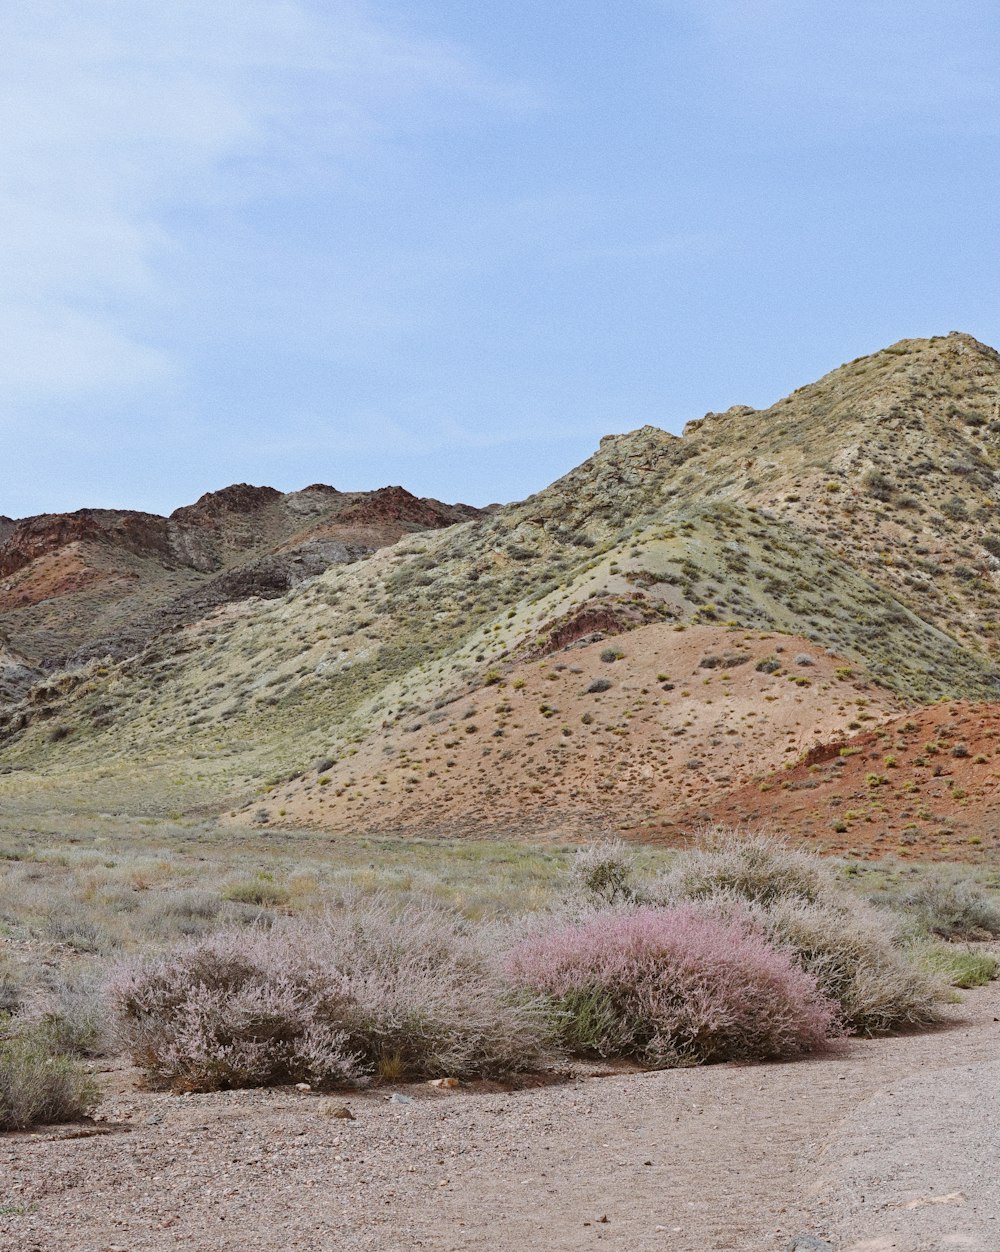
[0,483,481,670]
[4,331,1000,858]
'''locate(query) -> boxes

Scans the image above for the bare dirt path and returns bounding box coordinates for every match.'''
[2,983,998,1252]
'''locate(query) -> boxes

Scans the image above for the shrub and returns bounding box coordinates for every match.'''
[750,896,947,1035]
[941,495,969,521]
[506,904,838,1066]
[654,833,947,1035]
[0,1028,98,1131]
[37,973,116,1057]
[140,890,223,937]
[860,467,892,500]
[111,900,551,1092]
[657,831,833,907]
[45,909,111,954]
[918,943,998,989]
[0,973,20,1015]
[755,655,781,674]
[900,877,1000,940]
[570,841,636,905]
[586,677,612,694]
[599,648,623,663]
[222,876,290,908]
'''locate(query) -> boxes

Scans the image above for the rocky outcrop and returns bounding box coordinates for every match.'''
[0,482,483,674]
[0,510,173,580]
[0,637,40,705]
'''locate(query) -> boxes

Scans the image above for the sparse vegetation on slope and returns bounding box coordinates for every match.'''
[4,332,1000,840]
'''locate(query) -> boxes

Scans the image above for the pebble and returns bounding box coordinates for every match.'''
[323,1105,356,1120]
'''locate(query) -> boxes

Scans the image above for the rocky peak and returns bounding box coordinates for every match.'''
[0,509,172,579]
[170,484,283,524]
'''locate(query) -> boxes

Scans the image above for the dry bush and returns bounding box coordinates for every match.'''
[138,890,223,938]
[570,841,636,905]
[655,830,833,907]
[625,831,948,1036]
[32,972,116,1058]
[506,903,838,1066]
[900,877,1000,940]
[221,876,290,908]
[0,1028,98,1131]
[746,896,947,1035]
[110,898,552,1092]
[44,906,115,954]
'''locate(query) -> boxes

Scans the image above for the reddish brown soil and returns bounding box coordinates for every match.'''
[672,701,1000,862]
[265,624,903,840]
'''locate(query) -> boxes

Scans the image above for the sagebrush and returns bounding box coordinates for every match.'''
[110,897,552,1091]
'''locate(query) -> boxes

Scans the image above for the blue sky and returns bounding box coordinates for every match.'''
[5,1,1000,516]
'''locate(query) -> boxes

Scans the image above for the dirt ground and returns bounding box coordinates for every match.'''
[2,977,998,1251]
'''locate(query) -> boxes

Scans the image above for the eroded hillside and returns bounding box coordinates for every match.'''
[4,332,1000,839]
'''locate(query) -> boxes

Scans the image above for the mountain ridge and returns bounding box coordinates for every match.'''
[4,331,1000,856]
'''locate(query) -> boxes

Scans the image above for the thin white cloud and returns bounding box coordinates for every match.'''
[0,1,530,404]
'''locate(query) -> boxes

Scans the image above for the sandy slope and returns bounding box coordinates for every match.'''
[2,979,998,1251]
[264,623,901,840]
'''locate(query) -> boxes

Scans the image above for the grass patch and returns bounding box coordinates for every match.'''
[918,943,999,989]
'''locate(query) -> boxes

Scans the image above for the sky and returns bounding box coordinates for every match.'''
[4,1,1000,517]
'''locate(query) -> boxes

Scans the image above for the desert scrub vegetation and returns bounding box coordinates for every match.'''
[506,904,838,1066]
[568,833,950,1036]
[1,821,994,1107]
[0,1021,98,1131]
[569,840,636,905]
[917,943,998,990]
[895,875,1000,940]
[111,897,553,1092]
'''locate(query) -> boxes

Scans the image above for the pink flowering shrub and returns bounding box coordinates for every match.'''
[110,899,552,1092]
[506,904,839,1066]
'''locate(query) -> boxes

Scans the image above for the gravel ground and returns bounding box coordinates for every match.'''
[1,983,998,1252]
[811,1056,1000,1250]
